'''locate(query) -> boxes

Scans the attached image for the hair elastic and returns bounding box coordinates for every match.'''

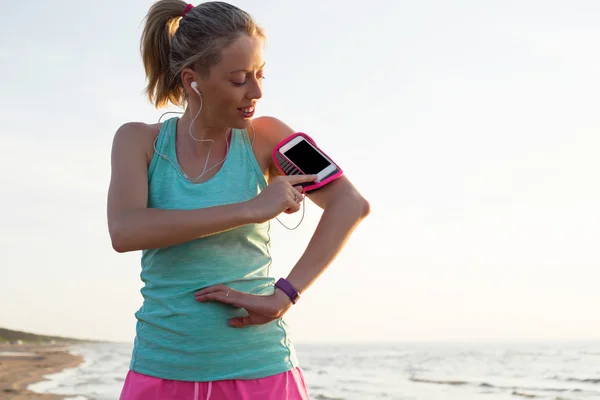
[182,4,194,17]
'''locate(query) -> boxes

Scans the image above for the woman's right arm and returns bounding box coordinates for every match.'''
[106,123,314,253]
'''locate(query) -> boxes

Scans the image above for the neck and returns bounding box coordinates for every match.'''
[179,106,229,153]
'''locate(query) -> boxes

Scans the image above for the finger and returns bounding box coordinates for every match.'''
[195,292,239,308]
[194,290,229,301]
[195,284,229,297]
[283,202,301,214]
[195,288,237,304]
[282,174,318,185]
[286,190,302,208]
[292,185,305,195]
[290,186,304,202]
[229,316,254,328]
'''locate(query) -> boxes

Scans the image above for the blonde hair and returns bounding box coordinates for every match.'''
[140,1,266,108]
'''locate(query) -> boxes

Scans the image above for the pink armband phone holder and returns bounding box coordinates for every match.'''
[272,132,343,193]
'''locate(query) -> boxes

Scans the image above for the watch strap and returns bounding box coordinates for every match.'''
[274,278,301,304]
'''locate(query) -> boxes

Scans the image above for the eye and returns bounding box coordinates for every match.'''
[231,74,266,87]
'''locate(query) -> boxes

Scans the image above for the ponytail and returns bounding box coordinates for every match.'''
[140,1,266,109]
[140,0,188,108]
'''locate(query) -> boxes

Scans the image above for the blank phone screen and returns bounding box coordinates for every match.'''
[283,140,331,174]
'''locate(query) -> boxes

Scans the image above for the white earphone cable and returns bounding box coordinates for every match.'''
[153,95,229,182]
[154,92,303,230]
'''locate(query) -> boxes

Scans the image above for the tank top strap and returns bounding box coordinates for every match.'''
[148,117,177,181]
[233,126,268,190]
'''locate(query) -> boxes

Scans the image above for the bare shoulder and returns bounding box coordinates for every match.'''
[252,116,295,145]
[251,116,296,181]
[112,121,161,165]
[113,121,161,144]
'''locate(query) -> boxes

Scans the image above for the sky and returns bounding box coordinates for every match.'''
[1,0,599,344]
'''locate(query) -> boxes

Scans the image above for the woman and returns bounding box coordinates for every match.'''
[107,1,370,399]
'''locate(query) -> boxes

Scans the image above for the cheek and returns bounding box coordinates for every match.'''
[205,91,231,112]
[218,89,245,110]
[202,84,246,119]
[205,90,248,125]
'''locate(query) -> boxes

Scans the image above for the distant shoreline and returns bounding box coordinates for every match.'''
[0,326,100,345]
[0,342,84,400]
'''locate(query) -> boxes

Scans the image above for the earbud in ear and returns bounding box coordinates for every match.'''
[190,81,201,96]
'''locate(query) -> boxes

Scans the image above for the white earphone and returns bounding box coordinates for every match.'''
[190,81,201,96]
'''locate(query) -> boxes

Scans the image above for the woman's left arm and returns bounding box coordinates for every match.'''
[258,117,370,304]
[285,175,370,294]
[195,117,370,326]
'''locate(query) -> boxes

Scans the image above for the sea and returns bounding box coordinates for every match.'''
[28,341,600,400]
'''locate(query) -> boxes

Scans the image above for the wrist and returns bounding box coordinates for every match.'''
[274,277,301,305]
[273,287,293,315]
[240,199,260,224]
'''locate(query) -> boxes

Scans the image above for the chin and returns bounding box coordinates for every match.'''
[230,117,253,130]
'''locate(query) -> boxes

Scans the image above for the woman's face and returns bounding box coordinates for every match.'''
[191,34,265,129]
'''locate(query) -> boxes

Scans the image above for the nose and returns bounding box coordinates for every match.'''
[247,79,263,101]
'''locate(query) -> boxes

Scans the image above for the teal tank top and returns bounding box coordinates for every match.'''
[129,117,299,381]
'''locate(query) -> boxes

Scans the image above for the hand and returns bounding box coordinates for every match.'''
[194,284,293,328]
[247,175,318,223]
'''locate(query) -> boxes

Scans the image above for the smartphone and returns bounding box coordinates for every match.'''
[272,133,343,192]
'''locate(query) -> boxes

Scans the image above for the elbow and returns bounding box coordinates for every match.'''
[338,191,371,220]
[352,193,370,220]
[359,197,371,219]
[109,220,132,253]
[110,233,128,254]
[112,240,129,254]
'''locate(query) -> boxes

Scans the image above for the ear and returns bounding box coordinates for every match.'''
[181,67,199,95]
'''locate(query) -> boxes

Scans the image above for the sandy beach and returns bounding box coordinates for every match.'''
[0,343,83,400]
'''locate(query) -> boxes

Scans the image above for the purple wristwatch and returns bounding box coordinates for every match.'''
[275,278,301,304]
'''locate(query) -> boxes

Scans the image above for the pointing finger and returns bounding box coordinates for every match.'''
[283,174,318,185]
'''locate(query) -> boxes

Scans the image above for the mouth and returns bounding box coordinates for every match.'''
[237,106,255,118]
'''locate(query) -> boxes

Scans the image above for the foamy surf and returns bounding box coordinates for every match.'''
[27,341,600,400]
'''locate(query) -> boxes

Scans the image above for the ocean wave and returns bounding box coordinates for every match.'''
[409,376,586,394]
[512,391,538,398]
[409,377,468,385]
[550,375,600,384]
[566,377,600,384]
[313,395,345,400]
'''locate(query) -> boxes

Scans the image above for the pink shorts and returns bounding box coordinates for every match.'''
[119,367,311,400]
